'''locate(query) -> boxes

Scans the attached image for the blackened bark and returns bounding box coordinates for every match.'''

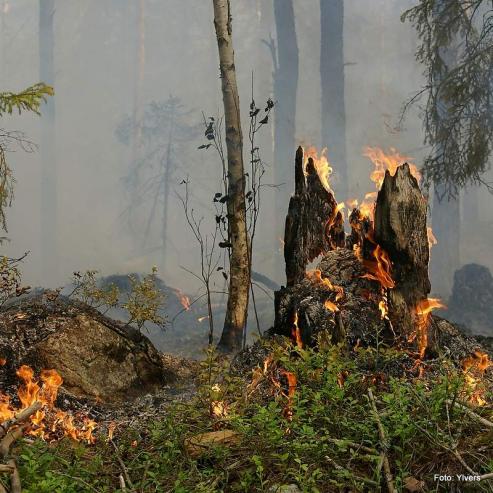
[284,147,345,286]
[374,164,431,336]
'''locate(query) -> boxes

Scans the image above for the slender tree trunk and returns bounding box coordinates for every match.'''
[161,105,175,275]
[39,0,57,282]
[273,0,298,243]
[213,0,250,352]
[320,0,347,199]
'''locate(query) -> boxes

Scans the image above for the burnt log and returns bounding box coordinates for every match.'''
[374,163,431,339]
[284,146,345,286]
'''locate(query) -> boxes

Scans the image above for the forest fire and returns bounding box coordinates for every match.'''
[280,370,297,421]
[0,365,96,443]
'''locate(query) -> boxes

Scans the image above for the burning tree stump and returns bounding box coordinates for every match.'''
[284,146,345,286]
[373,163,431,341]
[273,148,490,362]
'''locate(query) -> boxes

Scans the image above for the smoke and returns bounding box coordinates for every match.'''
[1,0,491,303]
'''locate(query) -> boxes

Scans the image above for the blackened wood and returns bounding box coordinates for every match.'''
[284,146,345,286]
[374,163,431,337]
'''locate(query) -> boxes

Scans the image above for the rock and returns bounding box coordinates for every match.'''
[0,295,170,403]
[403,476,425,492]
[184,429,240,458]
[445,263,493,336]
[268,484,302,493]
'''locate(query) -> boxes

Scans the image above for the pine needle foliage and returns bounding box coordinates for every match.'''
[402,0,493,196]
[0,82,54,233]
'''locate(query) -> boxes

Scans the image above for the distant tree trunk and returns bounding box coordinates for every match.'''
[161,104,175,275]
[273,0,298,237]
[39,0,57,281]
[131,0,145,159]
[462,184,479,225]
[320,0,347,199]
[431,185,460,298]
[213,0,250,352]
[430,0,461,299]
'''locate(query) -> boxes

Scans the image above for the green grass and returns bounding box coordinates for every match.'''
[13,339,493,492]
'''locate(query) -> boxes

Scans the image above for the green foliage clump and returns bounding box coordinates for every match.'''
[70,267,166,331]
[0,83,54,117]
[16,338,493,492]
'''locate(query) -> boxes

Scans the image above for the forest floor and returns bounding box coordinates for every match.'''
[11,335,493,493]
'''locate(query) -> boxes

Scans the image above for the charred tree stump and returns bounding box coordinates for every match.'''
[374,163,431,340]
[273,149,490,365]
[284,146,344,286]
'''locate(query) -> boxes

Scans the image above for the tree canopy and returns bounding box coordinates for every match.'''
[402,0,492,196]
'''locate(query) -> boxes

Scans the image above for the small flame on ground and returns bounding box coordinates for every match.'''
[303,146,333,193]
[462,351,492,406]
[280,370,297,421]
[0,366,97,443]
[413,298,446,358]
[175,289,191,311]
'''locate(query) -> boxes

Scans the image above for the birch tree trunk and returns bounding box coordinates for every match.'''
[39,0,57,281]
[213,0,250,352]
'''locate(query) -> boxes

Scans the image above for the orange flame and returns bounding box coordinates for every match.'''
[175,289,191,311]
[361,245,395,290]
[0,366,97,443]
[291,312,303,348]
[352,147,420,221]
[413,298,445,358]
[427,227,437,249]
[280,370,297,421]
[306,269,344,301]
[304,146,333,193]
[363,146,420,189]
[324,299,339,312]
[462,351,492,406]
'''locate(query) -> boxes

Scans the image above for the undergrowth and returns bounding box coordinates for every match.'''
[15,338,493,492]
